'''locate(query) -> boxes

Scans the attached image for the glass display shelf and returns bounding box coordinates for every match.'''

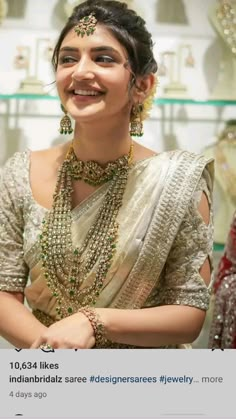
[1,93,236,106]
[155,98,236,106]
[0,93,58,100]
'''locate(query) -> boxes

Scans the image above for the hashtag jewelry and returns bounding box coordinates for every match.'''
[130,103,144,137]
[216,0,236,55]
[39,141,134,320]
[39,343,54,350]
[74,13,97,37]
[59,104,73,135]
[78,306,107,347]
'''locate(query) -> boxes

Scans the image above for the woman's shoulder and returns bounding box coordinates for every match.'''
[162,149,214,178]
[164,148,213,164]
[1,150,30,182]
[30,143,69,173]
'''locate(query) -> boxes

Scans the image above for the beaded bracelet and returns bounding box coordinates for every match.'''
[78,306,107,348]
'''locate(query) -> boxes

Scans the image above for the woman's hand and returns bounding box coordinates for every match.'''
[30,313,95,349]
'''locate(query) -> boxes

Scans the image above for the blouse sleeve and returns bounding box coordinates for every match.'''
[152,167,214,311]
[0,153,29,292]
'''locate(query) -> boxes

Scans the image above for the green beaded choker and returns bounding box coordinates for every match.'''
[66,142,134,186]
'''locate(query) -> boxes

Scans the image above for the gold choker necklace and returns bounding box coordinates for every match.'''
[39,141,134,319]
[66,142,134,186]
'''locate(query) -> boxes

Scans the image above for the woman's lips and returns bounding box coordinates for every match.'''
[70,89,105,103]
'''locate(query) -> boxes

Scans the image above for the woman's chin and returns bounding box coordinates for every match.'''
[69,110,104,123]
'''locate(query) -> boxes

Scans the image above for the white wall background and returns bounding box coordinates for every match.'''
[0,0,233,348]
[1,0,235,162]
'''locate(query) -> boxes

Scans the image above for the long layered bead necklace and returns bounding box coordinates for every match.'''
[39,142,134,319]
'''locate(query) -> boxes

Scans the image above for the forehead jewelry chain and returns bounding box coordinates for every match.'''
[39,142,134,319]
[74,13,97,37]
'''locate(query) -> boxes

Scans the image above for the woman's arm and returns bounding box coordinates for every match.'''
[0,154,47,348]
[96,305,205,347]
[0,291,47,348]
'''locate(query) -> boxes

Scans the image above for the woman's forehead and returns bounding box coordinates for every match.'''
[60,24,127,56]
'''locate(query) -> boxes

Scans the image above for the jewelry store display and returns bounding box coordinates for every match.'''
[15,38,52,95]
[215,123,236,205]
[13,46,30,70]
[158,45,195,98]
[208,0,236,99]
[64,0,135,17]
[0,0,7,24]
[156,0,188,24]
[203,121,236,243]
[216,0,236,55]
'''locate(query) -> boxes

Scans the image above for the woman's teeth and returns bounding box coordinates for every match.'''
[74,90,101,96]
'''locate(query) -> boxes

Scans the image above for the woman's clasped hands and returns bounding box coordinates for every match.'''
[30,312,95,349]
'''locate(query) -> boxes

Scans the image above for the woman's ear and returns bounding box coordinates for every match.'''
[133,73,156,103]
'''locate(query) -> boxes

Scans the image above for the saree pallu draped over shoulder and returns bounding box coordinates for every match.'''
[0,149,214,348]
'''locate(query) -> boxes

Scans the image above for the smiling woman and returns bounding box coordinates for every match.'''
[0,0,214,349]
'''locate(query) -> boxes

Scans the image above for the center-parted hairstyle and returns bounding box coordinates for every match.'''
[52,0,158,78]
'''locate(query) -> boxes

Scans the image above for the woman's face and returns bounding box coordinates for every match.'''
[56,24,134,123]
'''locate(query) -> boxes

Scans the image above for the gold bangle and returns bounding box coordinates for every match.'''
[78,306,107,348]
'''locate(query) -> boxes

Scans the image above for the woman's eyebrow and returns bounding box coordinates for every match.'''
[59,45,123,57]
[59,47,79,53]
[90,46,121,55]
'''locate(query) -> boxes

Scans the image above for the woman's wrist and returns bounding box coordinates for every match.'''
[77,306,107,347]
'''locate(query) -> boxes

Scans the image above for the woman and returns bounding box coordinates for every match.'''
[209,211,236,349]
[0,0,214,349]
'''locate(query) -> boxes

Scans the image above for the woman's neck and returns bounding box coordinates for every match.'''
[72,120,132,165]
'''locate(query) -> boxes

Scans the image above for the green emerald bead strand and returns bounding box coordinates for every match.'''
[39,142,133,318]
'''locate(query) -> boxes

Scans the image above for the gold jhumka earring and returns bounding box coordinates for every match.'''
[59,104,73,135]
[74,13,97,37]
[130,103,144,137]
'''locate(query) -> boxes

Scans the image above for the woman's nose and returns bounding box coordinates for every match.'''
[72,58,95,81]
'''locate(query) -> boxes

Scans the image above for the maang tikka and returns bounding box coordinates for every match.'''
[59,104,73,135]
[74,13,97,37]
[130,103,144,137]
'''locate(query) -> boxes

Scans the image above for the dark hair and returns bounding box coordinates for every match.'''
[52,0,158,77]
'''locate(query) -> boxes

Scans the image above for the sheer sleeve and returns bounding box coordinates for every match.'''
[152,167,214,311]
[0,152,29,292]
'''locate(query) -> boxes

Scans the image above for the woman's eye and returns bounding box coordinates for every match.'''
[58,56,77,64]
[96,55,115,63]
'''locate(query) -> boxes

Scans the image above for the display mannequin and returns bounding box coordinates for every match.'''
[203,120,236,244]
[208,1,236,100]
